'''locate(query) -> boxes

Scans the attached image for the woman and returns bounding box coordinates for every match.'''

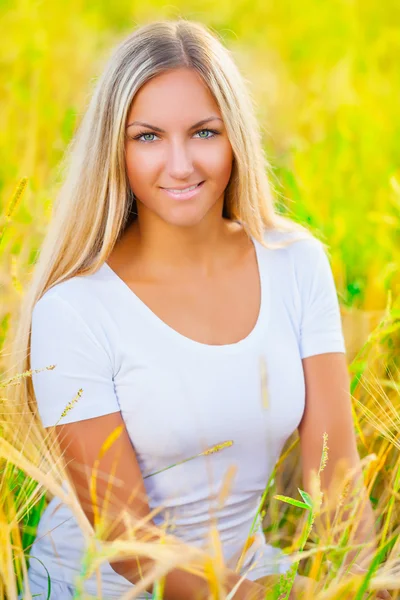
[13,19,388,600]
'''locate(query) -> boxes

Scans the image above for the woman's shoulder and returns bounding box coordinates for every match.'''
[32,264,110,322]
[263,224,321,243]
[262,226,326,265]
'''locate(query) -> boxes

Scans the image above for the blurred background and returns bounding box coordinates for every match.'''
[0,0,399,597]
[1,0,399,358]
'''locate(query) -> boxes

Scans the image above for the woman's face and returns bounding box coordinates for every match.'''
[124,67,234,228]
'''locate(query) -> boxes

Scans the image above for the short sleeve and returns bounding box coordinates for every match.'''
[297,240,347,359]
[30,292,121,427]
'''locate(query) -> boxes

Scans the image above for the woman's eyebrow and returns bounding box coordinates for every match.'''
[125,116,223,132]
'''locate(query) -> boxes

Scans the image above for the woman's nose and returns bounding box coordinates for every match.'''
[166,141,195,180]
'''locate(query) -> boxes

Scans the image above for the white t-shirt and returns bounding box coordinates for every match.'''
[28,227,346,598]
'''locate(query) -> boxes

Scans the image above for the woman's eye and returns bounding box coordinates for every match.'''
[137,132,158,142]
[194,129,217,139]
[133,128,219,143]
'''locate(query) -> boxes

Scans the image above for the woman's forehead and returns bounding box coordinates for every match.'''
[127,69,221,124]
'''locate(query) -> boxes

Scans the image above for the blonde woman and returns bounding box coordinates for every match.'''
[12,18,388,600]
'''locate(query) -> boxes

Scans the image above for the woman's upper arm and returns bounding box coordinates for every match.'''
[30,291,121,426]
[295,238,346,359]
[294,239,359,491]
[54,411,156,540]
[30,291,156,537]
[298,352,362,505]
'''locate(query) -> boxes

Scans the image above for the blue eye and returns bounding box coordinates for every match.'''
[195,129,217,139]
[132,128,220,143]
[138,132,157,142]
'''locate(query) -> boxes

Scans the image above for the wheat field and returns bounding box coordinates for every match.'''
[0,1,399,598]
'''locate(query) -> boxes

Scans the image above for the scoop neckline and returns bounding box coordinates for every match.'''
[101,233,270,354]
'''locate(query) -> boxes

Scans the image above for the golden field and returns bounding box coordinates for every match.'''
[0,1,399,598]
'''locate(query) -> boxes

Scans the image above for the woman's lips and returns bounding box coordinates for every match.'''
[161,181,205,201]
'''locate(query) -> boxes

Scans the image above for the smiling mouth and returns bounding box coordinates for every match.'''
[161,181,204,193]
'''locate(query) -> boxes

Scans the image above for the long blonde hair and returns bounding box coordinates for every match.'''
[7,18,318,433]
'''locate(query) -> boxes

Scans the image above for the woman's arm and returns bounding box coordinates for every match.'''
[54,412,267,600]
[298,352,377,570]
